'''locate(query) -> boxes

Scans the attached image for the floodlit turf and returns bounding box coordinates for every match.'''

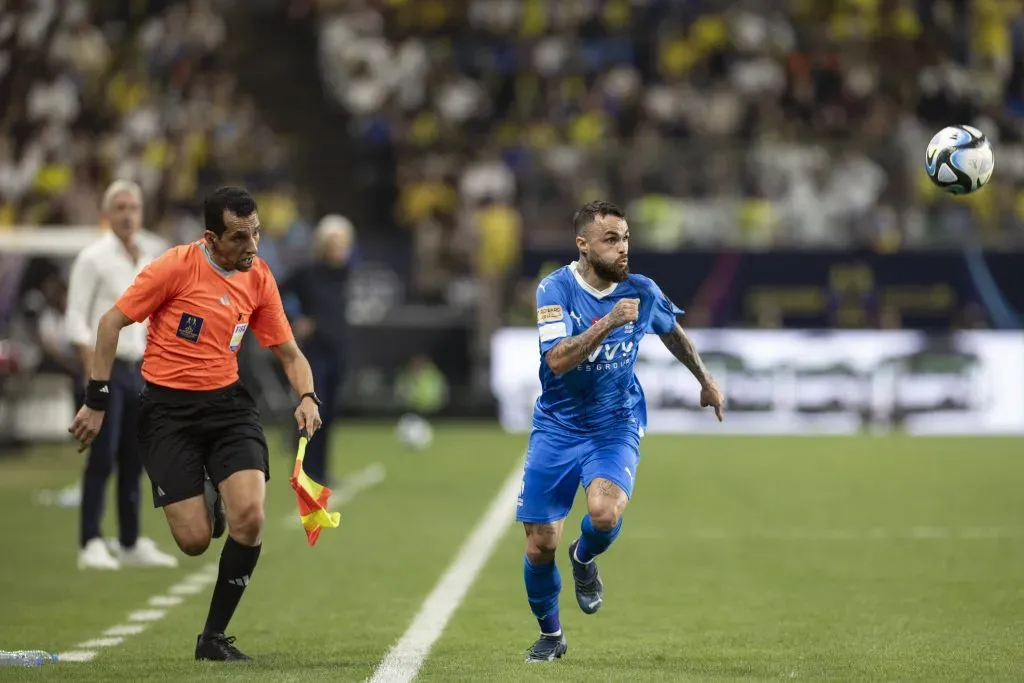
[1,425,1022,681]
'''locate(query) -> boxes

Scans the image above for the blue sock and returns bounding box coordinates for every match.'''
[523,555,561,635]
[574,515,622,564]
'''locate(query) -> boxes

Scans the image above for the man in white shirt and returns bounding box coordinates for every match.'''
[65,179,177,570]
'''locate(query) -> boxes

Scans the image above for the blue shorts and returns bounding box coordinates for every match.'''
[516,426,641,524]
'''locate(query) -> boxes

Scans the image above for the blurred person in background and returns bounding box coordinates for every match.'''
[395,354,450,416]
[32,274,86,508]
[469,195,523,385]
[35,273,86,438]
[35,274,79,388]
[64,179,176,570]
[280,214,355,484]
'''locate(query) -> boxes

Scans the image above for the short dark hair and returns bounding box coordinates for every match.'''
[204,186,257,236]
[573,200,625,235]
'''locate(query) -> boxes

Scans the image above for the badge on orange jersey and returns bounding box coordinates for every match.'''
[229,322,248,352]
[176,313,204,342]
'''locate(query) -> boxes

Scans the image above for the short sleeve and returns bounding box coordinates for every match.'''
[115,251,179,323]
[250,267,294,348]
[536,277,570,354]
[645,279,685,335]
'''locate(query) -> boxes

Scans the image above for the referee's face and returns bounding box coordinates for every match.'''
[210,209,261,272]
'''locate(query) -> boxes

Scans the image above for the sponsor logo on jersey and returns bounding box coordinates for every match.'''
[537,305,563,323]
[578,341,637,371]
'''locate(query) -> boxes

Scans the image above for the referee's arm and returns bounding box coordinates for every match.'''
[89,306,134,382]
[270,340,322,436]
[270,340,315,398]
[68,305,134,449]
[255,271,322,435]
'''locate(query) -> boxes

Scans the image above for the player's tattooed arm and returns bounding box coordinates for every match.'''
[545,317,616,375]
[544,299,637,375]
[660,323,725,421]
[659,323,713,387]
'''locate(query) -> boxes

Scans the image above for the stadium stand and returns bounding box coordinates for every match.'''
[309,0,1024,256]
[2,0,1023,445]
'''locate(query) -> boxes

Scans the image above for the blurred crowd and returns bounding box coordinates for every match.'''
[310,0,1024,275]
[2,0,1024,440]
[0,0,308,261]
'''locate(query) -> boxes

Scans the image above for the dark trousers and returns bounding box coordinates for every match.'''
[303,344,344,484]
[80,359,145,548]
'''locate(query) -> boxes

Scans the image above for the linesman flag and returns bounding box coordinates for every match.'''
[289,428,341,546]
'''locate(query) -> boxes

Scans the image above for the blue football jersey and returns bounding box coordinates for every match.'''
[533,262,685,435]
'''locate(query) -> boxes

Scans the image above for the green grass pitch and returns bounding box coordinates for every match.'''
[0,424,1021,681]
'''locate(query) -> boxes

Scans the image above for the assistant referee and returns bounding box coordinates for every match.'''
[69,186,323,662]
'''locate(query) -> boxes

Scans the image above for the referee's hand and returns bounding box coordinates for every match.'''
[69,406,105,453]
[295,396,322,439]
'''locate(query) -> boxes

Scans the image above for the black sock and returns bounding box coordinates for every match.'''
[203,536,261,635]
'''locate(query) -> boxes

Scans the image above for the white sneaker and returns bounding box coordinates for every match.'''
[117,537,179,568]
[78,538,120,570]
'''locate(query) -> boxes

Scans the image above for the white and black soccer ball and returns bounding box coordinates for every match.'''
[925,125,995,195]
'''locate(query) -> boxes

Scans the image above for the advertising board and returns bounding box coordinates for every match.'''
[491,328,1024,435]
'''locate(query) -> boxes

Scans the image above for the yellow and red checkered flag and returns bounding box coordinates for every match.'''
[288,428,341,546]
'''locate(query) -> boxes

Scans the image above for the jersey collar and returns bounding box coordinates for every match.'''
[199,241,237,278]
[569,261,617,299]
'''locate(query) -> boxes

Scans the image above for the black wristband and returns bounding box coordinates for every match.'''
[300,391,321,407]
[84,380,111,411]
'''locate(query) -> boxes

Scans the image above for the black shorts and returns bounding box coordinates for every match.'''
[138,381,269,508]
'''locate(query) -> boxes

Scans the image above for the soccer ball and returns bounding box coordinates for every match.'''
[924,125,994,195]
[396,413,433,450]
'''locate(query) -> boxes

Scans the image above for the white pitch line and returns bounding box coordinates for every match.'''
[59,563,217,663]
[334,462,387,505]
[77,637,123,648]
[104,624,147,637]
[148,595,184,607]
[182,571,216,585]
[168,583,205,595]
[57,651,97,662]
[369,460,523,683]
[128,609,166,622]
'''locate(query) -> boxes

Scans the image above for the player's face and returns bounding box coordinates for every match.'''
[578,214,629,283]
[208,210,261,272]
[104,191,142,242]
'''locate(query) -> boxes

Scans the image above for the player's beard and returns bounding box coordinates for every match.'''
[588,254,629,283]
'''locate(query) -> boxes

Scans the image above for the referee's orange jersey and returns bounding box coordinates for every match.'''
[115,241,294,391]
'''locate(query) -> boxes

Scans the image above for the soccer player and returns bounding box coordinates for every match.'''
[68,186,324,662]
[65,180,177,570]
[519,201,724,662]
